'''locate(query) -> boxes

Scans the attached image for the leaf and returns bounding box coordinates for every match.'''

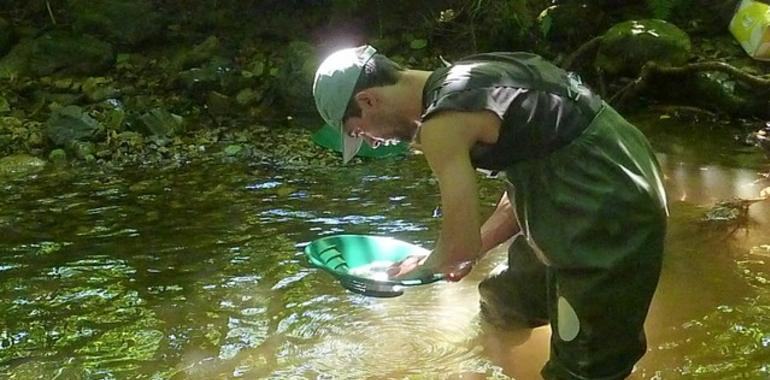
[540,14,552,38]
[116,54,131,64]
[409,39,428,50]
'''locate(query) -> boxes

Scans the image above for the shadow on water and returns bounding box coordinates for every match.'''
[0,114,769,379]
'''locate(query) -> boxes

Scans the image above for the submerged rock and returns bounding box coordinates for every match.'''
[0,154,46,177]
[699,197,769,233]
[596,19,691,76]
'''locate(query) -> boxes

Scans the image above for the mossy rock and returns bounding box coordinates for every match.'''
[0,154,46,177]
[68,0,163,47]
[135,108,184,137]
[596,19,691,76]
[0,32,114,78]
[275,41,319,114]
[46,105,105,147]
[0,17,14,57]
[173,36,221,70]
[174,58,250,99]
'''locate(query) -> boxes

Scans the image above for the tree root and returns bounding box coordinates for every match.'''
[559,36,603,71]
[648,104,719,120]
[609,61,770,108]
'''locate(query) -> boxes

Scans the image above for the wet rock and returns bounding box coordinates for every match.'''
[0,17,13,56]
[46,105,105,147]
[275,41,318,113]
[173,58,245,96]
[0,154,46,177]
[699,197,768,233]
[69,0,163,47]
[81,77,119,103]
[175,67,220,98]
[0,32,114,78]
[206,91,232,116]
[174,36,221,70]
[136,108,184,137]
[596,19,691,76]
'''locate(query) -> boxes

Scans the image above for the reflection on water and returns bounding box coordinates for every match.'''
[1,123,769,379]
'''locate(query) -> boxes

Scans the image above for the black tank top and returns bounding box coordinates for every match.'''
[420,52,602,170]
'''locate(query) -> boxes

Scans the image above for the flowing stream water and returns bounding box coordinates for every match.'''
[1,114,768,379]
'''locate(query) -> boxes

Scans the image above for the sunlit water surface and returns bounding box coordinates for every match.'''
[1,115,769,379]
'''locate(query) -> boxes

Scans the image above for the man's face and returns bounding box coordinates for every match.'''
[343,108,416,149]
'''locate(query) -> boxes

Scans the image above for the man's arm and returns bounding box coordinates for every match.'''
[421,114,481,272]
[392,110,500,280]
[480,191,521,255]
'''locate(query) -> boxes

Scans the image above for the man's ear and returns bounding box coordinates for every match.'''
[354,90,377,111]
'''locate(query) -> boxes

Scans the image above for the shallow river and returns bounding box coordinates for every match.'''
[1,114,769,379]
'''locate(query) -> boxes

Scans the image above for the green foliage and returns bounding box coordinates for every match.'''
[331,0,363,12]
[409,38,428,50]
[539,12,553,38]
[427,0,544,53]
[646,0,678,19]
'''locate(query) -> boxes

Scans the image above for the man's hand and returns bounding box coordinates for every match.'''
[387,254,474,282]
[387,254,428,279]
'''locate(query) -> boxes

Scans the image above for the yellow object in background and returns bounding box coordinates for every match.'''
[730,0,770,60]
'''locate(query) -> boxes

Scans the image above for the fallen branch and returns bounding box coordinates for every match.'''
[610,61,770,107]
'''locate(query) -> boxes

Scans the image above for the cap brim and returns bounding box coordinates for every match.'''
[341,130,363,164]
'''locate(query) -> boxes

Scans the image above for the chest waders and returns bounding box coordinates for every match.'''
[422,53,668,380]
